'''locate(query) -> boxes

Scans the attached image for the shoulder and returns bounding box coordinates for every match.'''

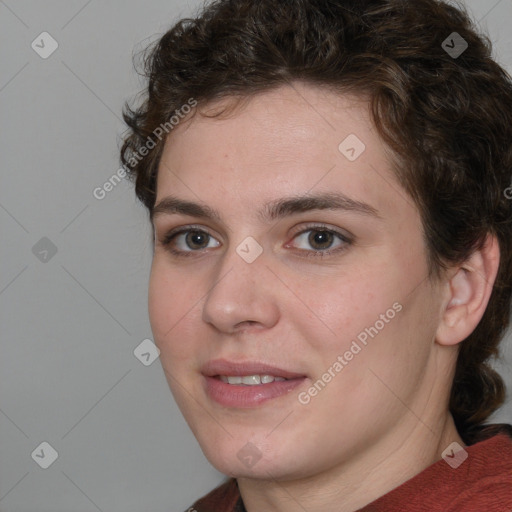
[445,432,512,512]
[359,428,512,512]
[184,478,241,512]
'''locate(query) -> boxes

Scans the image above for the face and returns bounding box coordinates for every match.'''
[149,83,446,480]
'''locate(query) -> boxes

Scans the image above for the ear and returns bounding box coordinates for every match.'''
[436,234,500,346]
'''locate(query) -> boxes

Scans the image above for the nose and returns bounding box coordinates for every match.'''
[201,240,280,334]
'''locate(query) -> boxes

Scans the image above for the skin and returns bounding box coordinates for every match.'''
[148,82,499,512]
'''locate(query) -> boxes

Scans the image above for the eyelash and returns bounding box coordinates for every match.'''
[159,223,352,259]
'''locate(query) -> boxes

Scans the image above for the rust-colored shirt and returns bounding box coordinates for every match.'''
[187,431,512,512]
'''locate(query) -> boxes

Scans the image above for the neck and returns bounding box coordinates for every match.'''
[237,413,464,512]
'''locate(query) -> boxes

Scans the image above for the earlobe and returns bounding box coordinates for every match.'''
[436,235,500,346]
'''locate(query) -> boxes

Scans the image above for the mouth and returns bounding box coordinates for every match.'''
[218,374,287,385]
[201,359,308,408]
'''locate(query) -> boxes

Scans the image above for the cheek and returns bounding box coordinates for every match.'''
[299,257,430,390]
[297,268,392,352]
[148,261,199,361]
[148,263,170,340]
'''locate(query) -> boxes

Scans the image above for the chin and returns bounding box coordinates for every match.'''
[194,429,310,481]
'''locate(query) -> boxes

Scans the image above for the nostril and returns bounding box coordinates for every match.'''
[235,320,257,329]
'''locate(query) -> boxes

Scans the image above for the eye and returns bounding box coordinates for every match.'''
[287,224,352,258]
[160,226,220,257]
[159,223,352,258]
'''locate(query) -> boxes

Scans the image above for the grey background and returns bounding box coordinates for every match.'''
[1,1,511,511]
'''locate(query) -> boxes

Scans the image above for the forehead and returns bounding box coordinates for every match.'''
[159,84,373,173]
[155,83,414,226]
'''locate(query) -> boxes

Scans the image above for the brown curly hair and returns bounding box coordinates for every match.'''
[120,0,512,444]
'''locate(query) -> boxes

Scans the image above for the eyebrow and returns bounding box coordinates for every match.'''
[151,192,381,223]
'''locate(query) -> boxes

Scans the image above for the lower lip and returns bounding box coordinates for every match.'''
[204,376,306,408]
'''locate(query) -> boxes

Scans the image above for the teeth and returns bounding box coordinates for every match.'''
[220,374,287,385]
[242,375,260,385]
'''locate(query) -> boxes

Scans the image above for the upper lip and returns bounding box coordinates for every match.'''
[202,359,307,379]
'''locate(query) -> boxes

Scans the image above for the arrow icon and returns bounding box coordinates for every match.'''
[236,237,263,263]
[31,441,58,468]
[31,32,59,59]
[134,339,160,366]
[237,441,262,468]
[32,237,58,262]
[339,134,366,161]
[441,441,468,468]
[442,32,468,59]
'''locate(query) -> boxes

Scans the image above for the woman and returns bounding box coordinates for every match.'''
[121,0,512,510]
